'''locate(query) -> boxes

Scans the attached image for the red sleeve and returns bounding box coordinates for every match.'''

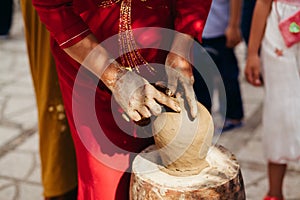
[32,0,91,48]
[174,0,212,42]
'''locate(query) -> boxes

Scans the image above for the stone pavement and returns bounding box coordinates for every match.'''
[0,5,299,200]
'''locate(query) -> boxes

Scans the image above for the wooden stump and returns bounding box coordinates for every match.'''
[130,145,245,200]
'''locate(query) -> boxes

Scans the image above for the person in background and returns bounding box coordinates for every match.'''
[32,0,212,199]
[0,0,13,38]
[245,0,300,199]
[20,1,77,199]
[194,0,244,132]
[241,0,256,45]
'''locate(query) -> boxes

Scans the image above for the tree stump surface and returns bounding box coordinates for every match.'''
[130,145,245,200]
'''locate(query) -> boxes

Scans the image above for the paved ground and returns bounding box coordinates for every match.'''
[0,5,299,200]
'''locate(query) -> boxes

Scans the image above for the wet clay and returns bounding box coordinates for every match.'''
[152,98,214,176]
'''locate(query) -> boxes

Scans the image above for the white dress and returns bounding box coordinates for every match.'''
[261,1,300,164]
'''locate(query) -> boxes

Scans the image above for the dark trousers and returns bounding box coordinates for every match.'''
[193,36,244,120]
[0,0,13,35]
[241,0,256,45]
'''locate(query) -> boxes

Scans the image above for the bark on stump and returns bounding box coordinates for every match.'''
[130,145,245,200]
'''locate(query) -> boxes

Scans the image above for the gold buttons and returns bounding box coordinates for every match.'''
[58,113,66,120]
[56,104,64,112]
[48,106,54,112]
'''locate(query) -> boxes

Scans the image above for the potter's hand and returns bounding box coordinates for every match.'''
[62,33,180,121]
[109,63,181,122]
[165,52,197,119]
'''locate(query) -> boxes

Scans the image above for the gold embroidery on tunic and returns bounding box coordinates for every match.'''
[96,0,164,73]
[97,0,121,8]
[118,0,155,73]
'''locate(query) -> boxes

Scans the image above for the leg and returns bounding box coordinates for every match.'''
[266,162,287,200]
[20,0,78,198]
[202,37,244,123]
[241,0,256,45]
[0,0,13,36]
[45,188,77,200]
[217,77,244,121]
[216,37,244,122]
[193,41,220,112]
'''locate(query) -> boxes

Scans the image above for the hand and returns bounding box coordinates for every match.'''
[111,68,181,122]
[245,54,263,86]
[165,52,198,119]
[225,25,242,48]
[62,34,181,122]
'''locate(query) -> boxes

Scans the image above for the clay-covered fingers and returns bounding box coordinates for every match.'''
[126,97,156,121]
[143,97,162,116]
[165,61,198,119]
[111,71,156,121]
[112,70,181,122]
[123,84,181,121]
[153,82,174,97]
[165,68,178,97]
[181,79,197,119]
[144,84,181,115]
[127,109,143,122]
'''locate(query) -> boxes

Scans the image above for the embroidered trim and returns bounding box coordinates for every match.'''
[59,29,90,47]
[96,0,121,8]
[118,0,155,74]
[96,0,167,9]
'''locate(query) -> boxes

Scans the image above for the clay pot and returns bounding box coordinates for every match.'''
[152,99,214,176]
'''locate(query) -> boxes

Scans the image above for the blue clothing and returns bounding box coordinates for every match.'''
[194,0,244,121]
[202,0,230,38]
[194,36,244,120]
[0,0,13,36]
[241,0,256,44]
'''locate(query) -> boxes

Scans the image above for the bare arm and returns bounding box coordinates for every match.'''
[64,34,181,121]
[225,0,243,48]
[245,0,272,86]
[33,0,181,121]
[64,34,123,90]
[247,0,273,57]
[166,33,198,118]
[168,0,212,118]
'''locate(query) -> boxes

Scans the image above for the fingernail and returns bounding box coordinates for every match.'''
[134,115,142,122]
[166,89,172,97]
[192,111,197,119]
[156,106,162,114]
[122,113,130,122]
[175,105,181,112]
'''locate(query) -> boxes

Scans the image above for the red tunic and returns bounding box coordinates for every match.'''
[32,0,211,199]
